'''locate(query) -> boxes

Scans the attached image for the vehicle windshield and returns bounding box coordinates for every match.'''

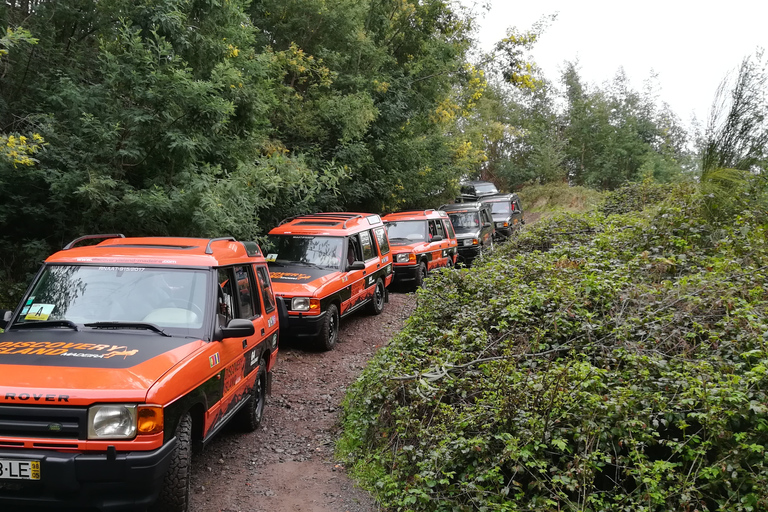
[385,221,428,244]
[264,235,344,270]
[11,265,209,332]
[489,201,511,214]
[462,183,498,196]
[448,212,481,233]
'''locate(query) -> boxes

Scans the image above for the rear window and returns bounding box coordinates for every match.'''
[373,227,390,255]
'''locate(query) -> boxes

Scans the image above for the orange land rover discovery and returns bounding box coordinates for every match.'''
[0,235,280,511]
[264,213,393,351]
[382,209,458,290]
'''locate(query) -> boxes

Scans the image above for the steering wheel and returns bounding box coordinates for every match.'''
[165,299,205,320]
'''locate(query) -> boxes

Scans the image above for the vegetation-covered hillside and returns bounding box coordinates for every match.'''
[340,178,768,511]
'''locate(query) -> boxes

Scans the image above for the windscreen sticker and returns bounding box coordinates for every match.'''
[0,341,138,359]
[24,304,55,321]
[269,272,312,281]
[25,297,35,306]
[20,306,30,315]
[266,254,277,262]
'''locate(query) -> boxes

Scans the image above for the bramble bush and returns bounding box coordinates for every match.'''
[339,181,768,511]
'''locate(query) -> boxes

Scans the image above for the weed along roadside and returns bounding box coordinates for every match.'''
[338,182,768,512]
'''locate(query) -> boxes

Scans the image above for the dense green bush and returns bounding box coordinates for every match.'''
[339,183,768,511]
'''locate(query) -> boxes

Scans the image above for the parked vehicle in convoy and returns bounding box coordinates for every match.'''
[264,212,393,351]
[458,180,499,201]
[0,235,280,512]
[439,202,495,266]
[479,193,525,238]
[382,209,458,290]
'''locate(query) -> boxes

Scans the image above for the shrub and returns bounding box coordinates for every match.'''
[340,183,768,511]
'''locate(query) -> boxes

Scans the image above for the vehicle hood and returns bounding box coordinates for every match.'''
[269,264,341,295]
[455,230,481,240]
[390,241,430,253]
[0,329,204,404]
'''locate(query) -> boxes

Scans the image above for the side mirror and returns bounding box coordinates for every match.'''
[347,261,365,271]
[431,235,443,242]
[220,318,255,340]
[483,222,492,228]
[0,310,11,330]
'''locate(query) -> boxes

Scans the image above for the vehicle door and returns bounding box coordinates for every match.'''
[428,219,447,269]
[358,229,381,303]
[441,218,458,264]
[479,207,495,247]
[254,264,279,372]
[511,196,524,226]
[342,235,366,314]
[372,226,393,287]
[206,265,264,436]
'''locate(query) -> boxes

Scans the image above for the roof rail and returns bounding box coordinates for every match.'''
[63,234,125,250]
[205,237,236,254]
[279,212,364,229]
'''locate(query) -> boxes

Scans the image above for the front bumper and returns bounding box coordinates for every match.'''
[279,310,327,339]
[0,439,176,511]
[391,263,420,284]
[457,244,481,263]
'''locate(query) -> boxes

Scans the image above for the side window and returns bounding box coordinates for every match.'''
[428,220,437,239]
[481,209,491,224]
[347,236,363,266]
[217,268,236,325]
[255,265,276,313]
[443,219,455,239]
[433,219,445,238]
[373,226,390,255]
[360,230,376,261]
[234,265,256,318]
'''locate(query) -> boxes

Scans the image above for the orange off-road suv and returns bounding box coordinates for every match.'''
[264,213,393,351]
[0,235,280,512]
[382,210,458,290]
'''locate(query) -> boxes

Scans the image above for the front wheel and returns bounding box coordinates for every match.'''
[316,303,339,351]
[152,413,192,512]
[413,261,427,290]
[366,279,385,315]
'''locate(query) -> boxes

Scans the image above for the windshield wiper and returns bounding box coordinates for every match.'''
[84,322,171,337]
[12,320,79,331]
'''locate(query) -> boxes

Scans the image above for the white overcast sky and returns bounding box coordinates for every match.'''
[461,0,767,128]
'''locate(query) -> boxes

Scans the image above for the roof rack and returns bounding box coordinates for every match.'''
[279,212,364,229]
[205,237,236,254]
[389,209,438,217]
[63,234,125,250]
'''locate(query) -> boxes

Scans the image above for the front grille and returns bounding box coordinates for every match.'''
[0,405,88,440]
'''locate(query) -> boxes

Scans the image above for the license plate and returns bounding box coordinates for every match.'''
[0,459,40,480]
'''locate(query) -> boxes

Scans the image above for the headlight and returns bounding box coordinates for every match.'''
[88,405,137,439]
[291,297,320,312]
[463,239,474,246]
[395,253,413,263]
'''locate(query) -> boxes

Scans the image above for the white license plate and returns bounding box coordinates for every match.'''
[0,459,40,480]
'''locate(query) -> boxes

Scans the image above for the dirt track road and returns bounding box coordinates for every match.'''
[188,292,416,512]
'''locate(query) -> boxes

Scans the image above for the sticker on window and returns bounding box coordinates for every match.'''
[266,254,277,262]
[25,304,55,321]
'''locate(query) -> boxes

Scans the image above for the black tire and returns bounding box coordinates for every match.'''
[153,413,192,512]
[413,261,427,289]
[238,359,267,432]
[366,279,385,315]
[316,303,339,351]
